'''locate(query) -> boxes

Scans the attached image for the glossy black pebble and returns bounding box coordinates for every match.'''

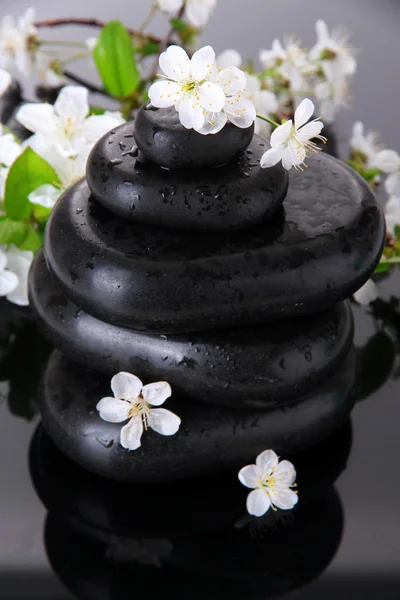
[38,349,357,482]
[30,251,354,409]
[134,103,255,169]
[46,153,385,333]
[87,124,287,232]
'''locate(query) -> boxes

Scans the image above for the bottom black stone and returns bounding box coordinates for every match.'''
[38,349,358,482]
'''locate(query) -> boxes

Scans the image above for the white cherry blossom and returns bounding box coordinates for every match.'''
[216,49,242,71]
[0,249,19,299]
[245,75,277,136]
[158,0,216,27]
[0,8,38,75]
[197,66,256,134]
[1,246,33,306]
[238,449,298,517]
[0,69,11,96]
[353,279,378,306]
[314,61,350,124]
[310,19,357,81]
[260,98,326,171]
[350,121,383,167]
[384,195,400,236]
[28,184,61,209]
[97,372,181,451]
[373,150,400,197]
[149,45,225,132]
[16,86,124,158]
[0,127,22,199]
[260,38,314,94]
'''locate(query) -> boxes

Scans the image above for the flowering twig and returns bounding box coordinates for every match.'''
[63,69,110,97]
[34,17,162,45]
[256,113,280,128]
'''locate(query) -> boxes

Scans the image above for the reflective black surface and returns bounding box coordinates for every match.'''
[1,0,400,598]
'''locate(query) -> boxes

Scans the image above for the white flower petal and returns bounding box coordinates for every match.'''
[196,110,227,135]
[0,69,11,96]
[198,81,225,113]
[353,279,378,306]
[373,150,400,174]
[315,19,329,42]
[0,134,22,167]
[111,372,143,401]
[269,487,298,510]
[246,489,271,517]
[16,103,55,136]
[149,80,181,108]
[185,0,216,27]
[297,120,324,141]
[178,95,205,130]
[158,0,184,13]
[225,96,256,128]
[216,49,242,70]
[141,381,172,406]
[238,464,261,489]
[159,45,190,81]
[256,449,279,472]
[385,173,400,197]
[294,98,315,130]
[149,408,181,436]
[0,250,6,272]
[260,146,285,169]
[216,67,246,96]
[273,459,297,486]
[190,45,215,81]
[96,397,132,423]
[0,269,18,296]
[79,113,124,144]
[270,120,293,147]
[54,86,89,123]
[120,416,143,450]
[28,184,61,209]
[4,246,33,306]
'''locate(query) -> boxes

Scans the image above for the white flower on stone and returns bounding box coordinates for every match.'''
[353,279,378,307]
[16,86,125,159]
[310,19,357,80]
[158,0,216,28]
[96,372,181,451]
[0,68,11,96]
[384,195,400,236]
[197,66,256,134]
[373,150,400,197]
[0,245,34,306]
[245,75,278,136]
[350,121,383,167]
[149,45,225,132]
[238,449,298,517]
[260,98,326,171]
[0,8,38,75]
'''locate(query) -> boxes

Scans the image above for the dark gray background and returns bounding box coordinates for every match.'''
[0,0,399,598]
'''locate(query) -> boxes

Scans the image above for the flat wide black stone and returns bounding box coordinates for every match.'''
[87,125,288,232]
[38,349,357,482]
[134,103,255,170]
[45,152,385,334]
[30,251,354,409]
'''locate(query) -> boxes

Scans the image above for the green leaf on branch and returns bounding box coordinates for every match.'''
[374,261,392,274]
[4,148,60,221]
[93,21,139,98]
[170,18,196,45]
[136,40,160,57]
[362,167,381,182]
[0,218,28,245]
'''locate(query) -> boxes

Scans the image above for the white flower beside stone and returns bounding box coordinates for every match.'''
[0,69,11,96]
[350,121,383,167]
[97,372,181,451]
[373,149,400,197]
[158,0,216,28]
[238,449,298,517]
[0,246,34,306]
[353,279,379,306]
[260,98,326,171]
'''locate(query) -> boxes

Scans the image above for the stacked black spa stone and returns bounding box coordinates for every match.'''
[29,103,385,482]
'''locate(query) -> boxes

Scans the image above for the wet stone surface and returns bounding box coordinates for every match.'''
[47,152,385,334]
[38,349,357,482]
[30,251,354,409]
[87,123,288,232]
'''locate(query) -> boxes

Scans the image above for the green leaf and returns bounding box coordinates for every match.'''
[93,21,139,98]
[0,218,28,245]
[170,18,196,44]
[4,148,60,221]
[18,225,43,252]
[362,167,381,181]
[88,106,106,116]
[138,40,160,56]
[374,261,392,274]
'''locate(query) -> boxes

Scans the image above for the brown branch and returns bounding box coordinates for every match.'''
[34,18,162,45]
[62,69,110,97]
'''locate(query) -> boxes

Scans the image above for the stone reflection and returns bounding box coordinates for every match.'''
[29,421,352,600]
